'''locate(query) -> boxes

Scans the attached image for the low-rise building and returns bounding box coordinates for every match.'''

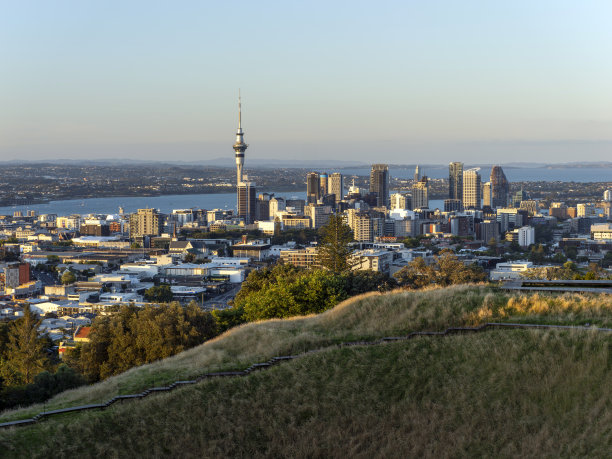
[489,261,534,280]
[280,247,319,269]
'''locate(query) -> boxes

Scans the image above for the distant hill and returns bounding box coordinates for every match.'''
[1,285,612,456]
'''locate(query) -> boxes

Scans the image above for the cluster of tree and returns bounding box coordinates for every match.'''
[521,261,612,281]
[69,303,217,382]
[144,284,173,303]
[0,306,84,410]
[393,251,486,289]
[0,365,84,411]
[270,228,319,245]
[214,264,397,328]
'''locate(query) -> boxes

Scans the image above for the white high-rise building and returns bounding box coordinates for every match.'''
[463,168,482,209]
[518,226,535,247]
[391,193,410,210]
[604,190,612,202]
[269,197,286,221]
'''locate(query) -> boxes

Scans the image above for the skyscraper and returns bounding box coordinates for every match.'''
[463,168,482,209]
[238,181,256,224]
[306,172,321,204]
[412,177,429,209]
[370,164,389,207]
[329,173,344,204]
[482,181,492,208]
[490,165,509,209]
[448,162,463,201]
[319,173,328,196]
[414,165,421,183]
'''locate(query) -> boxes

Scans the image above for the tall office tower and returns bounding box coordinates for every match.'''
[414,165,421,182]
[490,165,509,208]
[604,189,612,202]
[129,208,163,237]
[329,173,344,204]
[233,93,248,186]
[238,181,257,224]
[370,164,389,207]
[463,168,482,209]
[319,173,328,196]
[448,162,463,201]
[306,172,321,204]
[412,177,429,209]
[482,181,492,208]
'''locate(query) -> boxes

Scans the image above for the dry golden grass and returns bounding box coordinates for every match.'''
[1,329,611,458]
[0,285,611,426]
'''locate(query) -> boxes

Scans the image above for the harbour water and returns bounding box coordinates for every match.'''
[1,165,608,217]
[0,191,307,217]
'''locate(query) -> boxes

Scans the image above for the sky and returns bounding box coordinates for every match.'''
[1,0,611,164]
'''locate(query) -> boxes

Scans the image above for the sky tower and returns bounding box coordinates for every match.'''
[233,91,248,185]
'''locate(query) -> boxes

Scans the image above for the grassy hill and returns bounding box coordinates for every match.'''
[1,285,612,457]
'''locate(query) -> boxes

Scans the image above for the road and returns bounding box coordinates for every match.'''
[202,284,241,311]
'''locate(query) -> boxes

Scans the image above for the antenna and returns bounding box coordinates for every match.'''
[238,89,242,129]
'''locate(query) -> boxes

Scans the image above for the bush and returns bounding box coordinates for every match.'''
[0,365,85,411]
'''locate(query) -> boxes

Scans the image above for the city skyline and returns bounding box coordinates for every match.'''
[2,1,611,164]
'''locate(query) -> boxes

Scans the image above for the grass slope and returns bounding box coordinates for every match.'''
[1,329,611,457]
[1,285,611,455]
[1,285,612,424]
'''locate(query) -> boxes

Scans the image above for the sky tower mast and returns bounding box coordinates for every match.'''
[233,90,248,185]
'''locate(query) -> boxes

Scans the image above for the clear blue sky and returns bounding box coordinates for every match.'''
[1,0,611,164]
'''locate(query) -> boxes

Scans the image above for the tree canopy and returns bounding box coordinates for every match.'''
[394,251,486,289]
[78,302,217,381]
[229,264,397,323]
[0,305,50,385]
[61,270,76,285]
[144,284,173,303]
[316,214,355,273]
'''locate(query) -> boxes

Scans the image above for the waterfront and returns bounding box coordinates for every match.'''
[0,191,307,216]
[0,192,446,217]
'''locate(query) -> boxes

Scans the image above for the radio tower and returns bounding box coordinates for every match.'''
[233,90,248,185]
[233,92,256,225]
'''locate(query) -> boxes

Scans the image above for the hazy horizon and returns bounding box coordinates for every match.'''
[2,1,611,164]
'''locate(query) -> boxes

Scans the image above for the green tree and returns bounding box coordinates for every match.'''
[528,244,546,265]
[61,270,76,285]
[2,305,49,385]
[78,303,216,381]
[551,252,567,264]
[393,257,436,289]
[317,214,355,273]
[144,284,173,303]
[394,252,485,289]
[184,252,196,263]
[241,269,347,321]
